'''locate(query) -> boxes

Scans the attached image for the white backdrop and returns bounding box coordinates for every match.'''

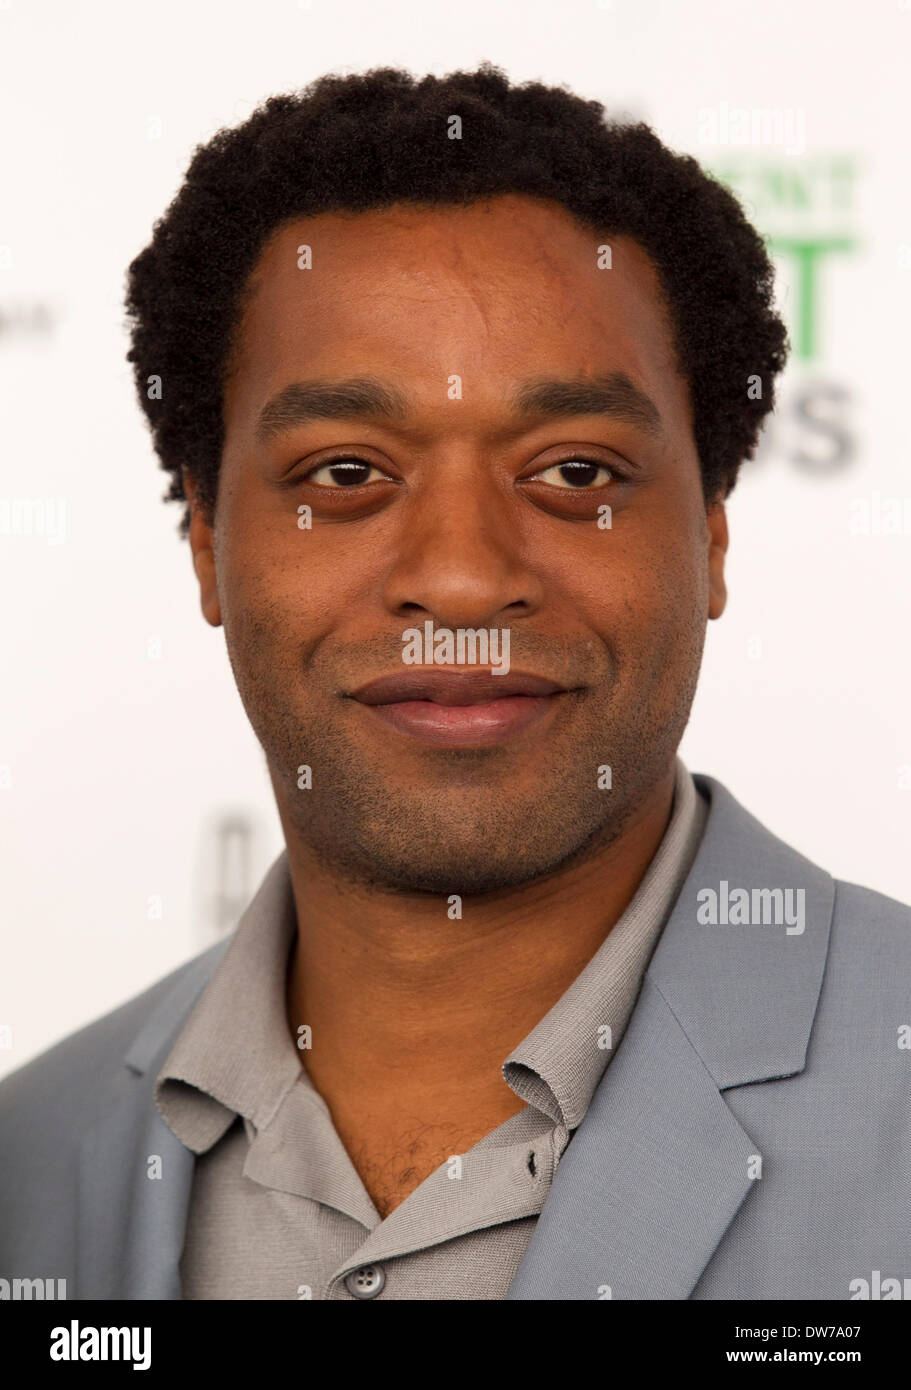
[2,0,910,1078]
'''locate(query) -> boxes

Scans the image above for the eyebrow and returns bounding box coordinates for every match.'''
[255,378,408,442]
[254,372,664,443]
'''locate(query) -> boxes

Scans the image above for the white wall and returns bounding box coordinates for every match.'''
[2,0,909,1077]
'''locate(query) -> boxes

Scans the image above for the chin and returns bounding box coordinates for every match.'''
[350,836,594,898]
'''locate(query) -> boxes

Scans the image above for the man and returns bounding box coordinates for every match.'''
[2,63,909,1302]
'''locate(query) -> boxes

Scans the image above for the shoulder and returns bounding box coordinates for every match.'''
[0,938,228,1141]
[822,876,911,1017]
[831,876,911,936]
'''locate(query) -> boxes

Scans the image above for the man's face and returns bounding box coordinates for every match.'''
[189,194,727,894]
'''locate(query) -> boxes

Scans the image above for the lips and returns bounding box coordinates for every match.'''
[346,669,575,748]
[349,670,568,706]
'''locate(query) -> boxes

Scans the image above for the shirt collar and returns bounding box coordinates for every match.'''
[156,757,706,1152]
[502,758,707,1128]
[155,852,301,1153]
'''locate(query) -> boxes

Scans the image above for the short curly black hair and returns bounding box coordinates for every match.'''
[125,62,788,537]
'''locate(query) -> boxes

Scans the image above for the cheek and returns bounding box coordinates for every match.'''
[550,524,707,683]
[557,523,702,621]
[214,506,344,653]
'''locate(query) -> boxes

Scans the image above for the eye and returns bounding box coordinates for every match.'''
[528,457,616,489]
[303,456,388,487]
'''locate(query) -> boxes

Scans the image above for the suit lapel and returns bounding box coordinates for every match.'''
[76,1085,196,1299]
[75,938,230,1299]
[507,973,757,1299]
[507,775,835,1299]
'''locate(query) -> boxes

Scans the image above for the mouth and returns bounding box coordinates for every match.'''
[346,670,577,748]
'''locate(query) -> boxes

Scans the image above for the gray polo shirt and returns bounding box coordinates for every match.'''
[155,758,707,1300]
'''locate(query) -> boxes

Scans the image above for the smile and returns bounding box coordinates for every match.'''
[347,670,575,748]
[362,693,565,746]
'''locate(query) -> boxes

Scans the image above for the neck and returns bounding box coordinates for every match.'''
[281,764,677,1120]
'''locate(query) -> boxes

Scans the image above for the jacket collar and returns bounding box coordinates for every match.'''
[506,774,834,1298]
[648,773,834,1090]
[77,939,230,1298]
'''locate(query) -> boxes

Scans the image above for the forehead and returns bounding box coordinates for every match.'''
[225,193,691,436]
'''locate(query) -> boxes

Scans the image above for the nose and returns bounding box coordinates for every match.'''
[379,459,545,633]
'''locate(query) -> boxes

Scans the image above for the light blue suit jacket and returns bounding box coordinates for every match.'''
[2,775,910,1299]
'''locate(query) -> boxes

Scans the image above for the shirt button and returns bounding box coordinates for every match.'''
[344,1264,386,1299]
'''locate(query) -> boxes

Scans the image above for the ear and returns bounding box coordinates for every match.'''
[707,501,728,621]
[184,469,222,628]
